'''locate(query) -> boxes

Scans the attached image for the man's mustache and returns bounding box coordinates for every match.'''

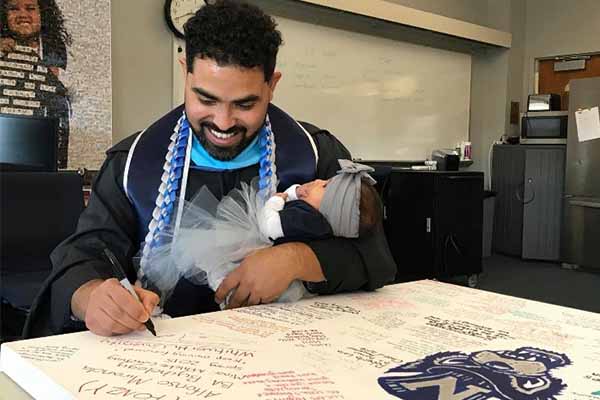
[201,123,246,136]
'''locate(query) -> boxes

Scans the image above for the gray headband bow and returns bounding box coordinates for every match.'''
[319,159,377,238]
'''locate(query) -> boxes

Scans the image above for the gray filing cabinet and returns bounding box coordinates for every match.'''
[492,145,565,260]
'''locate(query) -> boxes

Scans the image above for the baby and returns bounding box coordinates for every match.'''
[258,160,382,244]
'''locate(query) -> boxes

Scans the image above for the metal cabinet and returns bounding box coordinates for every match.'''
[384,170,483,282]
[492,145,565,260]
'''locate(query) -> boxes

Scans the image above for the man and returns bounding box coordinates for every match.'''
[24,0,396,338]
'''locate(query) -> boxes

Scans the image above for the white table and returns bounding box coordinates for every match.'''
[2,280,600,399]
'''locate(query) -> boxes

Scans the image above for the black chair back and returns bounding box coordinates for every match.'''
[1,171,84,310]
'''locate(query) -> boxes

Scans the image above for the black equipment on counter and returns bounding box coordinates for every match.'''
[431,149,460,171]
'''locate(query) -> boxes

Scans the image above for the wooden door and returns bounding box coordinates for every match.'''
[538,54,600,110]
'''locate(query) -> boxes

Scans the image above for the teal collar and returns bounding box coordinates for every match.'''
[190,129,262,171]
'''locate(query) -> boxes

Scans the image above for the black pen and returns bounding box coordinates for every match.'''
[103,248,157,336]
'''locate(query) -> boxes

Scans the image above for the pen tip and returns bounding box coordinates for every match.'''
[145,320,157,336]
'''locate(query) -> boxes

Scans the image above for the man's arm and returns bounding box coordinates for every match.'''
[215,241,323,307]
[37,138,158,336]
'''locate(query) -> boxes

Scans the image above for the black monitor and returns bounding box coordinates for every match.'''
[0,114,58,172]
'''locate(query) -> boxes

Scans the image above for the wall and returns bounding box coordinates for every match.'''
[384,0,514,31]
[506,0,526,137]
[384,0,489,28]
[522,0,600,104]
[469,47,510,188]
[468,0,511,188]
[111,0,172,144]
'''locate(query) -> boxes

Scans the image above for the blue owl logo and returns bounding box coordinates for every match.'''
[378,347,571,399]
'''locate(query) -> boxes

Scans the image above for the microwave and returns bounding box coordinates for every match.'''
[520,111,568,144]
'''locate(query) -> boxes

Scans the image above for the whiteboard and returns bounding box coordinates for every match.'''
[173,15,471,161]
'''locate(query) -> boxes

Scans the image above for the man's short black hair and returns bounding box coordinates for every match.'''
[184,0,283,81]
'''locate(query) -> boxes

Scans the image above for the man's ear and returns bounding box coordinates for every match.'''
[268,71,282,101]
[179,57,187,78]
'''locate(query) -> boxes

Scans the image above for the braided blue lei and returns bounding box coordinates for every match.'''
[139,111,277,269]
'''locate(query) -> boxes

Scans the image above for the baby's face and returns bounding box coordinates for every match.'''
[297,179,329,209]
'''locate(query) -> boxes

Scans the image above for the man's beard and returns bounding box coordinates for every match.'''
[194,122,254,161]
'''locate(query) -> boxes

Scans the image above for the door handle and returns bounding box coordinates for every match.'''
[516,178,536,204]
[523,178,535,204]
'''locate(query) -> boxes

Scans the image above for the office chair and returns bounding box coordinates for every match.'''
[1,171,84,342]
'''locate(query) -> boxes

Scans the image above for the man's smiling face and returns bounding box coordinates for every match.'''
[183,57,281,161]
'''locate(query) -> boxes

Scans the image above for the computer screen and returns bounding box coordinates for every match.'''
[0,114,58,172]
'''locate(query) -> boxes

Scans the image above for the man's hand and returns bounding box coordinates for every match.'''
[71,278,159,336]
[214,242,325,309]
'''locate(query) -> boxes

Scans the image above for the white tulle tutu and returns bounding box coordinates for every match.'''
[138,180,307,307]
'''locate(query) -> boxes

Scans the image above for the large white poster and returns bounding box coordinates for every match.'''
[0,0,111,169]
[2,280,600,399]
